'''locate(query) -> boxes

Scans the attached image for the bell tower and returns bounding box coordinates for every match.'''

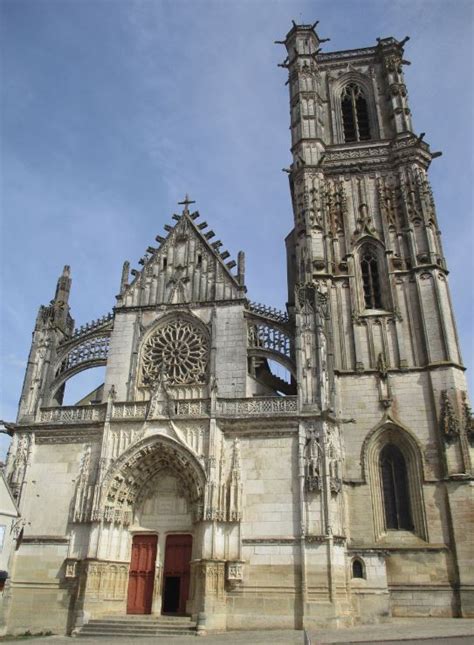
[279,21,473,623]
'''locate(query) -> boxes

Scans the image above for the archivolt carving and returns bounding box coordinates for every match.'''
[141,319,209,386]
[95,435,206,525]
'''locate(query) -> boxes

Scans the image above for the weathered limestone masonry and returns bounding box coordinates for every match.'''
[3,21,473,636]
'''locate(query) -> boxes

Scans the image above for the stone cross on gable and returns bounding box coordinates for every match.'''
[178,194,196,215]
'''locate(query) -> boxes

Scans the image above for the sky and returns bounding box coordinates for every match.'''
[1,0,473,459]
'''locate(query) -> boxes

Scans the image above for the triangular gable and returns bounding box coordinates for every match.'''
[118,204,246,307]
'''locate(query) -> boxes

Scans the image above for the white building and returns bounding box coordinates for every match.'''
[0,469,20,635]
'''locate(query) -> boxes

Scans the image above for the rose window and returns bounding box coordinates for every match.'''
[141,320,209,386]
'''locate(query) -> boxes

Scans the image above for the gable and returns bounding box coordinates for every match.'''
[117,209,246,307]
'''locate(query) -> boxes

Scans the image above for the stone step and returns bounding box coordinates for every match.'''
[79,628,196,636]
[83,623,194,634]
[78,616,197,638]
[89,619,194,626]
[99,616,193,623]
[77,630,196,638]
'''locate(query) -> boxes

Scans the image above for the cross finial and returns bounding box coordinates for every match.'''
[178,193,196,215]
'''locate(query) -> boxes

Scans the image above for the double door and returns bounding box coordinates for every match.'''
[126,533,192,615]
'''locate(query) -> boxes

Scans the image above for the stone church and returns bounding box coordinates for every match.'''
[3,22,473,636]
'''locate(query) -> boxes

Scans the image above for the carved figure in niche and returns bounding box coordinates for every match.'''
[440,390,459,441]
[309,187,323,228]
[461,392,474,442]
[377,353,388,380]
[304,427,321,491]
[209,375,218,393]
[8,434,30,501]
[327,426,343,494]
[147,368,171,419]
[72,444,93,522]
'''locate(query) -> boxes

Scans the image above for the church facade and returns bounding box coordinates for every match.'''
[4,22,473,635]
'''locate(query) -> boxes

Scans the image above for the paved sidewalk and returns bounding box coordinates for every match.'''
[308,617,474,643]
[4,618,473,644]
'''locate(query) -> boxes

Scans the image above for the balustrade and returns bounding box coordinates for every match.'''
[39,405,106,424]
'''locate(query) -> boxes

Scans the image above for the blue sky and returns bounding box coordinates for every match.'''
[1,0,473,458]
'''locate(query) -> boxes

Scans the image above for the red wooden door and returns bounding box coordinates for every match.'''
[127,534,158,614]
[162,534,192,615]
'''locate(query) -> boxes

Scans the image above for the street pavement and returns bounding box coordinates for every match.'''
[4,618,473,644]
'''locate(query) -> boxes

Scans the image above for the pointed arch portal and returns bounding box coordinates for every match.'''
[99,434,206,526]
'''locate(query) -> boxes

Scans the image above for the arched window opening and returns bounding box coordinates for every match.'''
[352,558,365,579]
[380,444,413,531]
[361,246,383,309]
[341,83,371,143]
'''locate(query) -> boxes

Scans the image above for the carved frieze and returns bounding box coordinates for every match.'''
[226,560,244,589]
[83,560,129,600]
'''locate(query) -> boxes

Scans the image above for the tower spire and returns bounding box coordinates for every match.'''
[53,265,71,305]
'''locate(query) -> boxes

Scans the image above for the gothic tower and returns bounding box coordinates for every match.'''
[280,21,472,620]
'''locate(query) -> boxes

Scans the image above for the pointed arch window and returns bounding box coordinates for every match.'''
[341,83,371,143]
[380,444,413,531]
[352,558,365,579]
[360,245,383,309]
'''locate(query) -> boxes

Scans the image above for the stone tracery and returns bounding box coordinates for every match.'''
[141,319,209,386]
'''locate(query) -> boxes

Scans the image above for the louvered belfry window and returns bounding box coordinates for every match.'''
[341,83,371,142]
[361,246,382,309]
[380,444,413,530]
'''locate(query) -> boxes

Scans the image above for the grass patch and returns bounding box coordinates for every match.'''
[0,631,54,641]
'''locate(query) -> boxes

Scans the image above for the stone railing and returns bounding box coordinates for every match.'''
[111,400,211,419]
[70,312,114,340]
[38,396,298,425]
[38,405,106,424]
[172,399,211,417]
[247,301,289,325]
[217,396,297,416]
[112,401,149,419]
